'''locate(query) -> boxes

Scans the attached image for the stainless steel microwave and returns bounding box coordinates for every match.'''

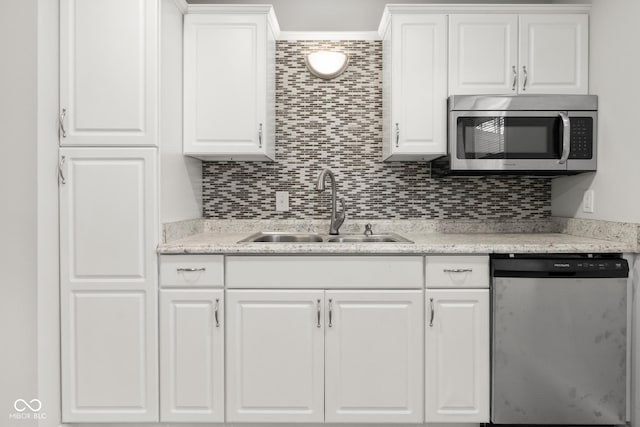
[448,95,597,174]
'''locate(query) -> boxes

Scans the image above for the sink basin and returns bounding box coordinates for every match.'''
[326,234,413,243]
[238,232,324,243]
[238,232,413,244]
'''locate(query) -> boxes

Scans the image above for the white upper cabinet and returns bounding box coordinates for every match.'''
[449,14,519,95]
[381,12,448,161]
[226,290,325,422]
[425,289,490,423]
[59,0,158,146]
[325,291,424,423]
[183,7,278,161]
[519,14,589,94]
[59,148,158,423]
[449,13,588,95]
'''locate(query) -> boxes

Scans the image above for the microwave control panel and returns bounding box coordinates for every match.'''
[568,117,593,159]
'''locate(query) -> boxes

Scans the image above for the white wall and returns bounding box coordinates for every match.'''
[160,0,202,223]
[552,0,640,223]
[0,0,38,425]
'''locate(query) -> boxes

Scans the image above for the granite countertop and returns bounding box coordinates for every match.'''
[158,231,634,255]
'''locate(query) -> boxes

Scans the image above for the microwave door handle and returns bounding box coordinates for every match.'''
[558,112,571,165]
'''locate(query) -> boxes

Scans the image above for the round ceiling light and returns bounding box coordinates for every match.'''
[304,51,349,80]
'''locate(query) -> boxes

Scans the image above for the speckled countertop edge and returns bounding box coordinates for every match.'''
[158,232,635,255]
[159,217,639,255]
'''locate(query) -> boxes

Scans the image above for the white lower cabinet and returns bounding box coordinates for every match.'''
[425,289,490,423]
[226,290,325,422]
[325,290,424,423]
[226,288,424,423]
[159,289,224,422]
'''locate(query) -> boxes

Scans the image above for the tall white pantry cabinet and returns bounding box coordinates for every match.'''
[59,0,160,422]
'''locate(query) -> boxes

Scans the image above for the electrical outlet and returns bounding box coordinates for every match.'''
[275,191,289,212]
[583,190,595,213]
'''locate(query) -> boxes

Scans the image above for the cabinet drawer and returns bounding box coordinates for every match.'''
[425,255,489,288]
[160,255,223,288]
[226,256,424,289]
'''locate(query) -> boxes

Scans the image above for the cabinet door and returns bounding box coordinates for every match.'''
[385,14,447,161]
[160,290,224,422]
[59,0,158,146]
[325,290,423,423]
[519,14,588,94]
[449,14,518,95]
[226,290,325,422]
[60,148,158,422]
[184,14,272,160]
[425,289,490,423]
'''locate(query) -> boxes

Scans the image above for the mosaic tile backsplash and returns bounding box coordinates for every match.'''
[202,40,551,220]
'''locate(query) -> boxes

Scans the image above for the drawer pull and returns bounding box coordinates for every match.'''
[214,298,220,328]
[176,267,206,272]
[443,268,473,273]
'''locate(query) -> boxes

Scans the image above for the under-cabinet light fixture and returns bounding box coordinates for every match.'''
[304,51,349,80]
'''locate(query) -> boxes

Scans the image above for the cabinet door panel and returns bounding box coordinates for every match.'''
[60,148,158,422]
[60,0,157,146]
[387,14,447,160]
[59,148,157,287]
[160,290,224,422]
[325,290,423,423]
[226,290,325,422]
[183,14,270,159]
[449,14,518,95]
[425,289,490,422]
[62,289,157,422]
[519,14,588,94]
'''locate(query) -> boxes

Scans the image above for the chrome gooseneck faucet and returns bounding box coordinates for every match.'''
[316,168,346,235]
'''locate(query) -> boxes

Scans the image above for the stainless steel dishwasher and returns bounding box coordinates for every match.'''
[491,254,629,425]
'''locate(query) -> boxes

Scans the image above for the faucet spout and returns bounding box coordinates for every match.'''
[316,168,346,235]
[315,168,333,192]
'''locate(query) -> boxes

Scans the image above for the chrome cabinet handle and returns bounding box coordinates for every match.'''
[443,268,473,273]
[59,108,67,138]
[59,155,66,184]
[395,123,400,148]
[558,111,571,165]
[511,65,517,91]
[522,65,528,91]
[316,299,321,328]
[429,298,435,327]
[176,267,206,272]
[214,298,220,327]
[258,123,263,148]
[328,299,333,328]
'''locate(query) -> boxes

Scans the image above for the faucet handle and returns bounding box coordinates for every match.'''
[338,198,346,213]
[364,223,373,236]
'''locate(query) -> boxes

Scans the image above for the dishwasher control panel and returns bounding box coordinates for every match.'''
[492,254,629,278]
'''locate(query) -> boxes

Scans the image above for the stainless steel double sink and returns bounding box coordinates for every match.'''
[238,232,413,244]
